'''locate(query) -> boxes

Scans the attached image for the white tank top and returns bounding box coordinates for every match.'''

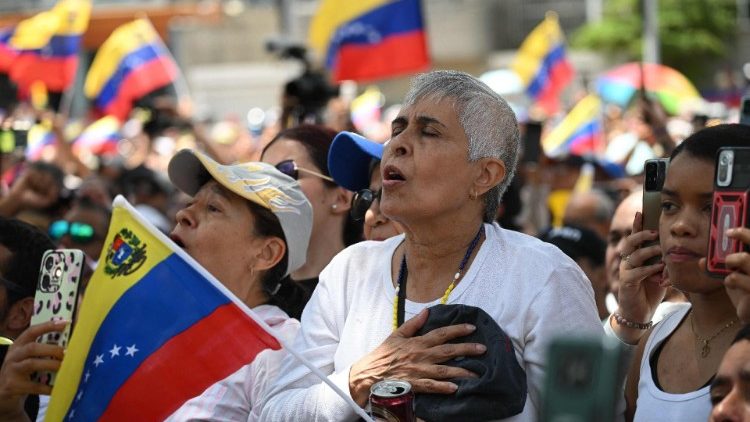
[633,303,712,422]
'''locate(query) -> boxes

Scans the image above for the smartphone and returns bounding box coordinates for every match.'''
[541,336,627,422]
[707,147,750,277]
[522,121,543,163]
[642,158,669,265]
[30,249,85,387]
[740,96,750,126]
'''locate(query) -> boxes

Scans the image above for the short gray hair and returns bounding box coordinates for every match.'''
[403,70,521,223]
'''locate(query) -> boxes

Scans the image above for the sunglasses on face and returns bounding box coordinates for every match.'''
[48,220,97,244]
[350,188,381,221]
[275,159,334,182]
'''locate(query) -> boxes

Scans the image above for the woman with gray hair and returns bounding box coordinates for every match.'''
[261,70,602,421]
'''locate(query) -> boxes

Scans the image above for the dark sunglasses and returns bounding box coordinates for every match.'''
[275,159,334,182]
[350,188,381,221]
[48,220,97,244]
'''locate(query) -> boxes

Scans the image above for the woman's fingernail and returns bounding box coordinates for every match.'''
[466,324,476,332]
[476,344,487,353]
[53,319,69,326]
[449,383,458,392]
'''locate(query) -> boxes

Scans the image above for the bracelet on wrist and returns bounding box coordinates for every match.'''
[612,312,653,330]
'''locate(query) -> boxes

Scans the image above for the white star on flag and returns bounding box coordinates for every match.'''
[69,409,75,418]
[93,354,104,367]
[84,371,91,383]
[109,344,121,358]
[125,344,139,357]
[76,391,83,401]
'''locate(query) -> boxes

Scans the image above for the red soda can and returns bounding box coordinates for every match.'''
[369,379,416,422]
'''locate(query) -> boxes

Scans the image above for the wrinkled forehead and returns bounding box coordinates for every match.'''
[403,91,459,113]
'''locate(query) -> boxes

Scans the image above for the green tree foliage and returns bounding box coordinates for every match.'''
[571,0,736,82]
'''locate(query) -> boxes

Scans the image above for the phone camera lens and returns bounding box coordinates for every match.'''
[44,256,54,270]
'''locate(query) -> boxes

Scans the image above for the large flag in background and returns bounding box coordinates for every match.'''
[542,94,604,158]
[0,27,15,73]
[7,0,91,92]
[47,197,373,421]
[309,0,430,82]
[73,116,121,157]
[511,12,574,115]
[84,19,179,121]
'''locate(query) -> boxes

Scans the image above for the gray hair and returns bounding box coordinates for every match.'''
[403,70,521,223]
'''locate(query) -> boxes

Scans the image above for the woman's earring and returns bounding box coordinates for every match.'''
[469,190,477,200]
[332,204,338,211]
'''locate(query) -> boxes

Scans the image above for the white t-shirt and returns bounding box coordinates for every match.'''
[260,223,604,421]
[633,303,712,422]
[165,304,299,422]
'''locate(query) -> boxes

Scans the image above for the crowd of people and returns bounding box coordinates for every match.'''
[0,68,749,421]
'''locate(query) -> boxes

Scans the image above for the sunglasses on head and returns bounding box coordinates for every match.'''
[275,159,334,182]
[350,188,381,221]
[48,220,97,244]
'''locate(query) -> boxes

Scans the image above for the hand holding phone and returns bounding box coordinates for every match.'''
[642,158,669,265]
[707,147,750,276]
[29,249,85,387]
[0,320,67,413]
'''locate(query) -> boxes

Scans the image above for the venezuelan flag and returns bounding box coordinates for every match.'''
[85,19,179,121]
[309,0,429,82]
[47,197,282,421]
[8,0,91,93]
[542,94,604,158]
[0,27,15,73]
[73,116,121,156]
[25,123,57,161]
[511,12,574,115]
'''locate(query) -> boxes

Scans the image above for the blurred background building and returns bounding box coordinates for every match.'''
[0,0,748,120]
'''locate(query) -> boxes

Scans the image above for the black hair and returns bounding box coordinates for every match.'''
[72,196,113,234]
[538,224,606,267]
[670,124,750,162]
[0,217,56,304]
[263,124,363,246]
[245,200,308,318]
[732,323,750,344]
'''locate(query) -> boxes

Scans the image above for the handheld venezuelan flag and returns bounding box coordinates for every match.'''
[309,0,430,82]
[8,0,91,93]
[85,19,179,121]
[541,94,604,158]
[511,12,574,115]
[46,197,284,421]
[73,116,121,156]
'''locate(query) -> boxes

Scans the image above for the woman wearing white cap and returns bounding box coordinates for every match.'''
[162,149,313,421]
[261,70,603,421]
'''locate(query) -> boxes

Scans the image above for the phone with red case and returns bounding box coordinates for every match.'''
[29,249,85,386]
[707,147,750,277]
